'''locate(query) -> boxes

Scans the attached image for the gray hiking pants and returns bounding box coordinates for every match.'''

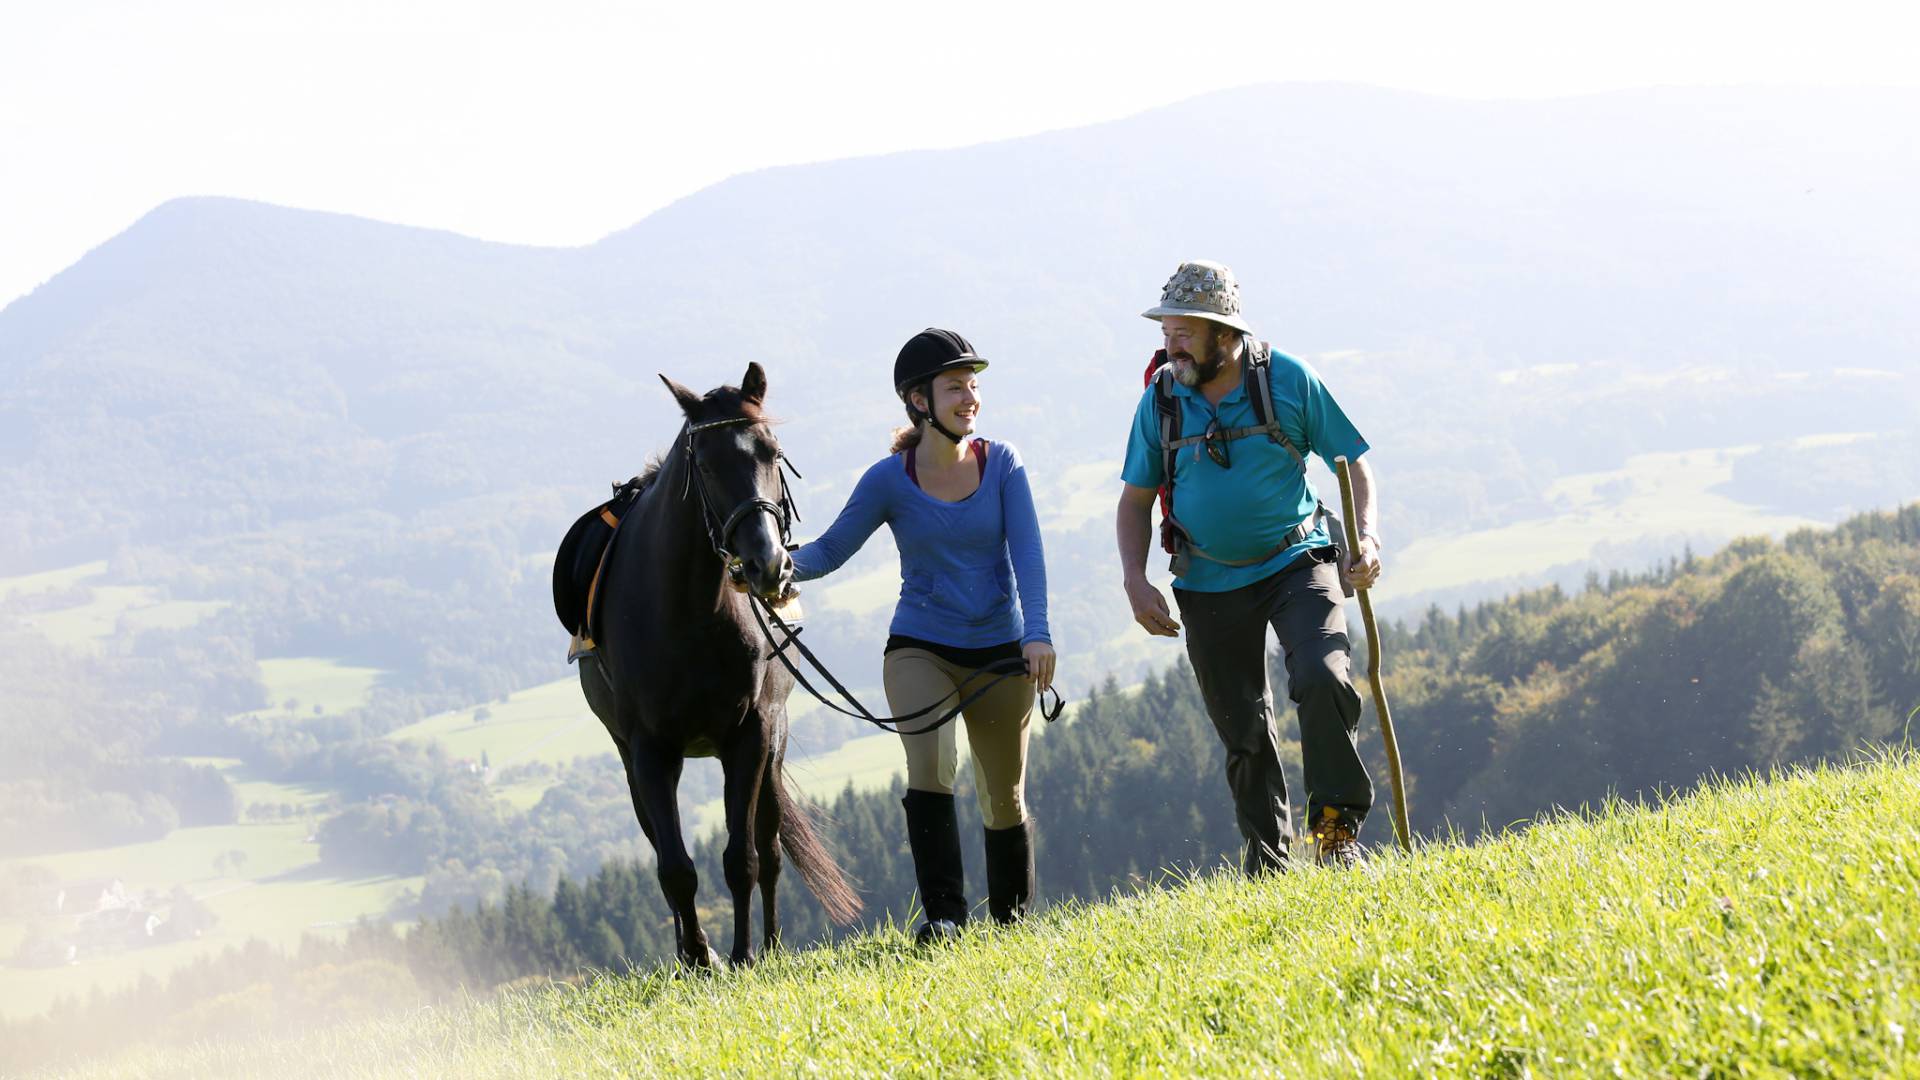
[1174,551,1371,873]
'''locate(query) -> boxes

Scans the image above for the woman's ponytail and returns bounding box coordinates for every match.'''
[890,381,930,454]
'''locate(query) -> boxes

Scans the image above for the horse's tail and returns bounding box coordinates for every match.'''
[772,765,863,925]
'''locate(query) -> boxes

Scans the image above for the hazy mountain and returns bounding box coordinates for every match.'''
[2,83,1916,663]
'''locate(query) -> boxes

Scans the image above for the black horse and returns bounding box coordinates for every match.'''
[572,362,860,968]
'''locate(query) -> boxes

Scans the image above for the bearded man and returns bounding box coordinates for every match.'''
[1115,259,1383,872]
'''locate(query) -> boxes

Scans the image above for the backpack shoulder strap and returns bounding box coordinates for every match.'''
[1153,365,1180,489]
[1245,341,1305,468]
[1245,340,1274,429]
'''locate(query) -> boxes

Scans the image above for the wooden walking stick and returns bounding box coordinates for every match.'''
[1334,456,1412,853]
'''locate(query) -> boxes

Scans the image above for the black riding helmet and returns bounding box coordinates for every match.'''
[894,328,989,443]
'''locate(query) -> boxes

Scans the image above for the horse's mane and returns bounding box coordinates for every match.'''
[633,451,667,490]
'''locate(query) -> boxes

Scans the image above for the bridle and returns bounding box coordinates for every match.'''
[681,415,801,579]
[681,411,1064,734]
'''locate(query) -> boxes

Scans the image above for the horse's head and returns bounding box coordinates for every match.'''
[661,362,795,601]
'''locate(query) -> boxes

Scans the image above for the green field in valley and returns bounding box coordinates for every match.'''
[1390,444,1824,596]
[1,661,917,1025]
[0,562,227,651]
[188,758,334,815]
[239,657,386,721]
[0,758,417,1021]
[57,751,1920,1077]
[0,563,110,600]
[386,676,609,772]
[383,672,912,833]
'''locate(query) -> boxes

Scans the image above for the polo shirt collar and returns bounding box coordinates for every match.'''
[1166,372,1249,405]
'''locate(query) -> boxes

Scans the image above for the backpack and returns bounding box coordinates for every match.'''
[1143,342,1346,584]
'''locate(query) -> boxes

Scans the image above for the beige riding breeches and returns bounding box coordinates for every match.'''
[881,647,1036,829]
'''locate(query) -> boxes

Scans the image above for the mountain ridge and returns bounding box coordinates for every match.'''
[2,82,1915,653]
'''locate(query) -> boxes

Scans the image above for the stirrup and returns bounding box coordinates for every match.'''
[566,629,595,664]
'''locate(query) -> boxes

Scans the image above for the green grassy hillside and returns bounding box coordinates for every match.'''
[52,751,1919,1078]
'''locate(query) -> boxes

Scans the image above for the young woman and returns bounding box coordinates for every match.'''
[789,327,1055,943]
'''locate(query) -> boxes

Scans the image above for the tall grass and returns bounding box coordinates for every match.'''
[40,751,1920,1078]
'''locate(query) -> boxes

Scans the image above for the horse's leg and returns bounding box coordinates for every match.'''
[615,740,660,849]
[755,752,783,954]
[625,743,716,968]
[721,731,772,966]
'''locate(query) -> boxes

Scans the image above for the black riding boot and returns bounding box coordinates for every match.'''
[902,790,967,942]
[983,819,1035,926]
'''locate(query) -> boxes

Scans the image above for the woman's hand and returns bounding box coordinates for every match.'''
[1023,641,1056,691]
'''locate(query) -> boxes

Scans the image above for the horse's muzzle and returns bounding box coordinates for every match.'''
[740,550,793,602]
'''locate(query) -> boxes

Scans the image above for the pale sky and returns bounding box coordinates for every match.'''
[2,0,1917,310]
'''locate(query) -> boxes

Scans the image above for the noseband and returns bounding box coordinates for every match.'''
[682,416,802,575]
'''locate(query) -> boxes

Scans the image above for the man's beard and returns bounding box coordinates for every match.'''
[1171,337,1235,387]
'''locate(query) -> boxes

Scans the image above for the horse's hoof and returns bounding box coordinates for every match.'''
[915,919,964,946]
[679,945,725,972]
[730,949,756,969]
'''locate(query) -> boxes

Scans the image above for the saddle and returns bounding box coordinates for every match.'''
[553,476,649,661]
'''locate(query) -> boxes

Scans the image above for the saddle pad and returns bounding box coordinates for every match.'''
[552,477,646,637]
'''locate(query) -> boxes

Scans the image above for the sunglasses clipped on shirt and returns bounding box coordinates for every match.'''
[1196,416,1231,469]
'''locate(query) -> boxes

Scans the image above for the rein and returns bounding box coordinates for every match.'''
[749,596,1064,734]
[681,413,1064,734]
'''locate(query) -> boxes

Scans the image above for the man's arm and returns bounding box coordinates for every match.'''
[1117,483,1180,637]
[1342,456,1383,590]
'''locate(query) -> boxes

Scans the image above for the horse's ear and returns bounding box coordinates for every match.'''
[659,374,702,415]
[740,362,767,406]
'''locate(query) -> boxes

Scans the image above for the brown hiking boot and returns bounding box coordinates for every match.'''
[1311,807,1364,869]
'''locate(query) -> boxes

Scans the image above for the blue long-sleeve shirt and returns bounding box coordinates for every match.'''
[791,440,1051,649]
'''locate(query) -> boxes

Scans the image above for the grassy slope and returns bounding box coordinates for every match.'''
[60,753,1920,1079]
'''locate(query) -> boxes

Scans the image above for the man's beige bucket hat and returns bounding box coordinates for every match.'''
[1141,259,1253,335]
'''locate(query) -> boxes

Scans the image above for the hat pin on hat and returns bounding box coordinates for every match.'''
[1142,259,1253,335]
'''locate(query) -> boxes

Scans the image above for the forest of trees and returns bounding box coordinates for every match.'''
[7,505,1918,1071]
[0,607,259,858]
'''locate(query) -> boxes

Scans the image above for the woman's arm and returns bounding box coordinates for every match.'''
[1000,446,1051,646]
[790,460,892,582]
[1001,446,1055,689]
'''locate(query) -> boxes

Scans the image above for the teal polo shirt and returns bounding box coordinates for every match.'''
[1121,350,1369,593]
